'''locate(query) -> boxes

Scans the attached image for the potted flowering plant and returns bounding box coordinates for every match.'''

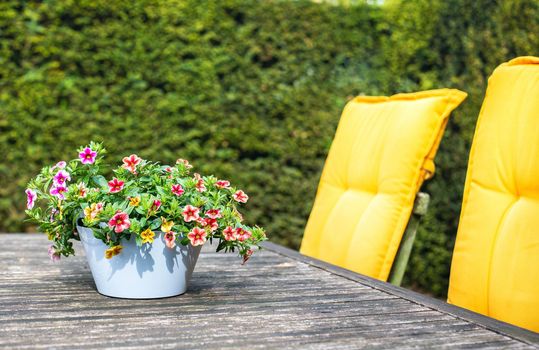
[25,142,266,298]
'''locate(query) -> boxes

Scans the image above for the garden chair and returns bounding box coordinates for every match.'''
[300,89,467,284]
[448,56,539,332]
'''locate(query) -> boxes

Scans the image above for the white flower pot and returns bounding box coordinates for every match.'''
[77,225,201,299]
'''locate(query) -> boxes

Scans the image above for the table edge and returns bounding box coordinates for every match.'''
[261,241,539,346]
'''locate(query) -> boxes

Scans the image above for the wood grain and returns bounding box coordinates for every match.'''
[0,234,536,349]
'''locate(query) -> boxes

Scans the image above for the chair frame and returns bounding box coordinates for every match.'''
[388,192,430,286]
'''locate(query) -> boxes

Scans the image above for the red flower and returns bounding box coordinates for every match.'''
[205,209,222,219]
[122,154,141,174]
[108,178,124,193]
[182,205,200,222]
[188,227,207,246]
[204,218,218,232]
[108,211,131,233]
[151,199,161,212]
[222,226,236,241]
[235,227,252,242]
[164,231,176,249]
[233,190,249,203]
[196,217,206,226]
[242,249,254,265]
[171,184,184,196]
[215,180,230,189]
[78,183,88,198]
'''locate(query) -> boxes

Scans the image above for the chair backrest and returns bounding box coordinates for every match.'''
[300,89,467,281]
[448,57,539,332]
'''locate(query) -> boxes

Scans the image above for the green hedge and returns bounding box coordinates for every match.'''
[1,0,537,297]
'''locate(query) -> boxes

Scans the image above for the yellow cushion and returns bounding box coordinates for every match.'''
[300,89,467,280]
[448,57,539,332]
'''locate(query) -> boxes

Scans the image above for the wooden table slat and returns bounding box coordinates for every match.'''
[0,234,536,349]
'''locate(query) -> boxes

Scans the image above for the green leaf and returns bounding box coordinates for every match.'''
[216,240,227,252]
[156,186,166,197]
[150,218,161,230]
[92,175,109,190]
[123,203,133,215]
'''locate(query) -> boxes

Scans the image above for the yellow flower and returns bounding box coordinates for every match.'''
[160,217,174,233]
[129,196,141,207]
[105,245,123,259]
[84,206,93,221]
[84,203,103,222]
[140,228,155,244]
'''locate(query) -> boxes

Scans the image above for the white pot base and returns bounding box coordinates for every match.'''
[77,225,201,299]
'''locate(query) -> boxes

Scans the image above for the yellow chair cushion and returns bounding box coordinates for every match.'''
[448,57,539,332]
[300,89,467,280]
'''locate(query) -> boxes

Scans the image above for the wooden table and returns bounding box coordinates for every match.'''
[1,234,538,349]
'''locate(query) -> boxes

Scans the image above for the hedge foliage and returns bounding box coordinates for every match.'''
[1,0,537,297]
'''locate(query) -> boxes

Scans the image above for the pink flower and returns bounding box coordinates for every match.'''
[165,167,174,179]
[165,167,173,172]
[215,180,230,189]
[122,154,141,174]
[164,231,176,249]
[196,217,218,232]
[205,209,222,219]
[182,205,200,222]
[108,211,131,233]
[79,147,97,164]
[222,226,236,241]
[233,190,249,203]
[235,227,252,242]
[193,174,206,192]
[151,199,161,211]
[171,184,184,196]
[50,184,67,199]
[48,245,60,262]
[176,158,193,169]
[25,189,37,209]
[195,179,206,193]
[52,161,66,170]
[53,170,71,185]
[187,227,207,246]
[77,183,88,198]
[108,178,124,193]
[204,218,218,232]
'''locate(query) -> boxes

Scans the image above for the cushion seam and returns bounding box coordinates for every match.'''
[486,198,519,316]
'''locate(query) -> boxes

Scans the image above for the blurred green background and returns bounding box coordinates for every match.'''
[1,0,537,297]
